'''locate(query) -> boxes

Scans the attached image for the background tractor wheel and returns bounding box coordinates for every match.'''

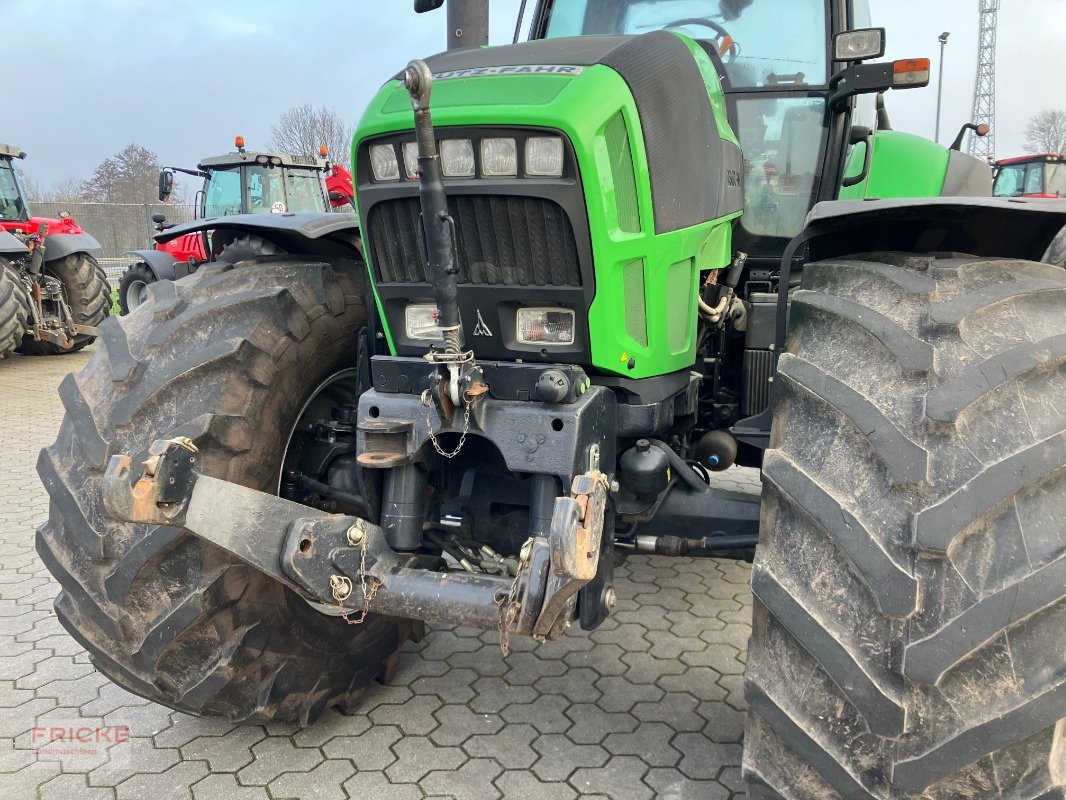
[217,235,284,264]
[0,256,30,358]
[743,252,1066,798]
[117,262,156,315]
[36,256,416,724]
[1045,225,1066,268]
[18,251,110,355]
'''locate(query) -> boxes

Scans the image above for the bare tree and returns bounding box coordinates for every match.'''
[81,143,174,204]
[1023,109,1066,154]
[270,104,354,167]
[16,167,83,203]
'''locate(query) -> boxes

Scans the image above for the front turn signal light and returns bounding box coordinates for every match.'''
[892,58,931,88]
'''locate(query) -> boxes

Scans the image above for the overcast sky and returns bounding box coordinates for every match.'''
[6,0,1065,190]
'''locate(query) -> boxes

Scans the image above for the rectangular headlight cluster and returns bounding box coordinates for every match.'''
[517,307,575,345]
[405,303,443,340]
[369,135,564,182]
[404,304,575,346]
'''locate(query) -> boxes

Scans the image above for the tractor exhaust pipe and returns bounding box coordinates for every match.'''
[414,0,489,50]
[403,60,463,352]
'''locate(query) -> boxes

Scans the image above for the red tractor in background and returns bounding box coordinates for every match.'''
[117,137,355,314]
[0,143,111,359]
[993,152,1065,198]
[994,153,1066,265]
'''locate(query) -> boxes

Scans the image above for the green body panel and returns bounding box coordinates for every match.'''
[353,35,739,379]
[838,129,951,200]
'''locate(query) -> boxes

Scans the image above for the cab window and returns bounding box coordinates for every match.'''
[203,168,242,217]
[993,164,1025,197]
[0,160,29,221]
[544,0,829,88]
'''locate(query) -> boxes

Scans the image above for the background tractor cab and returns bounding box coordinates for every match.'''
[117,137,356,314]
[994,152,1065,198]
[0,143,110,358]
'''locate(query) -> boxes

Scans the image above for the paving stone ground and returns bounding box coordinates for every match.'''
[0,343,756,799]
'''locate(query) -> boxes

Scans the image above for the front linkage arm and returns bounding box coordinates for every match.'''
[101,439,608,642]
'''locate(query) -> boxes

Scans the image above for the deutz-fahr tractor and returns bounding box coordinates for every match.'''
[37,1,1066,798]
[117,137,355,314]
[0,143,110,358]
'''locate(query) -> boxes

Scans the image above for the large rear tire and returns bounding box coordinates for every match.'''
[743,252,1066,798]
[18,251,110,355]
[0,256,29,358]
[37,257,415,723]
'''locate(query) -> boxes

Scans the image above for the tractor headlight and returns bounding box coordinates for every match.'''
[405,303,443,340]
[525,136,564,177]
[517,307,575,345]
[481,137,517,177]
[402,141,421,180]
[440,139,476,178]
[370,144,399,181]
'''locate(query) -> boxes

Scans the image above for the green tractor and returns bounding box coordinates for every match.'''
[37,1,1066,797]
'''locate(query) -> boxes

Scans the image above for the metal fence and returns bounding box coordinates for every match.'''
[30,201,196,281]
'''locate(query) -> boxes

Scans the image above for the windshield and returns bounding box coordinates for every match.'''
[247,166,327,214]
[0,159,29,222]
[203,167,243,217]
[543,0,828,88]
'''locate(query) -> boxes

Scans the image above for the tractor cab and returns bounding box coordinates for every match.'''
[159,137,336,219]
[0,145,31,224]
[119,139,357,315]
[527,0,968,263]
[532,0,850,248]
[993,153,1065,198]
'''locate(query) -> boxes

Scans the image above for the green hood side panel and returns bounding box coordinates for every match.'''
[353,40,739,379]
[839,130,951,200]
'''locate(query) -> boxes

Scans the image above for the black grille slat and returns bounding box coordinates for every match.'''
[368,195,581,287]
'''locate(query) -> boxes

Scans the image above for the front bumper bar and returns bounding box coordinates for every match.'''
[102,438,608,641]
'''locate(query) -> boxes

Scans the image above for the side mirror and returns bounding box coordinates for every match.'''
[413,0,443,11]
[158,170,174,202]
[950,122,989,152]
[834,28,886,62]
[151,213,167,225]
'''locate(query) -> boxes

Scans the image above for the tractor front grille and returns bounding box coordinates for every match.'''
[367,195,582,287]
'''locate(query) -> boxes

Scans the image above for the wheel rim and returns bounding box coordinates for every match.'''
[127,280,149,310]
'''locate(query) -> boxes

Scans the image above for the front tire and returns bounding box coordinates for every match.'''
[117,262,156,315]
[18,251,110,355]
[37,257,414,723]
[743,253,1066,798]
[0,256,29,358]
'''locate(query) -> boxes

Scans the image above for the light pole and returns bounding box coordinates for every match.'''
[935,31,950,142]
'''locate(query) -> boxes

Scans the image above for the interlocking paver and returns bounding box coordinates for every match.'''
[569,754,654,800]
[268,758,355,800]
[342,769,423,800]
[0,345,756,799]
[386,735,467,782]
[236,736,324,785]
[531,733,610,782]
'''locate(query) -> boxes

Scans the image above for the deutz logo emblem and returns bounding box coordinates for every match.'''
[473,310,493,336]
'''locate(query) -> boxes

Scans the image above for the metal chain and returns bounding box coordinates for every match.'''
[422,391,472,459]
[342,531,381,626]
[497,538,533,656]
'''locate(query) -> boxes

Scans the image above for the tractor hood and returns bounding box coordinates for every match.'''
[354,32,743,235]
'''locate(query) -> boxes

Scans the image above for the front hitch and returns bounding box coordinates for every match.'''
[102,439,609,643]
